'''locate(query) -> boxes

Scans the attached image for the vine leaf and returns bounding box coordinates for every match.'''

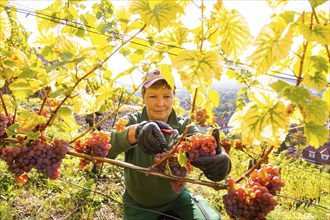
[308,0,328,8]
[322,88,330,107]
[270,80,311,106]
[208,1,253,57]
[17,112,47,133]
[0,9,10,42]
[57,106,80,132]
[304,97,328,125]
[178,150,189,170]
[229,86,290,146]
[159,64,175,90]
[299,23,330,45]
[172,50,222,90]
[302,56,328,90]
[128,0,183,31]
[247,14,294,75]
[304,122,329,148]
[36,0,64,32]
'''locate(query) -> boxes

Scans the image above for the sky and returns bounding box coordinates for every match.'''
[10,0,321,87]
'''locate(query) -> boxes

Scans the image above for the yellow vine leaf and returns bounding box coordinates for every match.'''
[36,0,64,32]
[299,54,328,90]
[247,17,293,75]
[0,10,10,46]
[265,0,288,10]
[304,122,329,148]
[128,0,183,31]
[299,23,330,45]
[322,88,330,112]
[208,2,252,57]
[207,89,220,107]
[172,50,222,90]
[0,0,8,12]
[229,86,290,146]
[159,64,175,90]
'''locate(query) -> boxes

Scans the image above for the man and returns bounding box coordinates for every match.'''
[108,69,231,220]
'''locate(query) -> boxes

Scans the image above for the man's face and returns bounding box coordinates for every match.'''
[143,86,174,122]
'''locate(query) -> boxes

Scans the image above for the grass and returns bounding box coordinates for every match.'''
[0,152,329,220]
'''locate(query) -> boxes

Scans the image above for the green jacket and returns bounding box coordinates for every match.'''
[108,107,199,206]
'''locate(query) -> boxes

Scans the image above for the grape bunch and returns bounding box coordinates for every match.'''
[0,113,12,138]
[223,164,285,219]
[191,108,209,127]
[74,131,111,168]
[1,137,69,184]
[177,133,217,161]
[153,152,192,194]
[249,164,285,195]
[114,118,128,132]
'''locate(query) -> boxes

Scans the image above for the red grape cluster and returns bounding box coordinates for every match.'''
[153,152,192,194]
[1,137,69,184]
[177,133,217,161]
[73,131,111,168]
[0,113,12,138]
[191,108,209,127]
[223,164,285,219]
[249,164,285,195]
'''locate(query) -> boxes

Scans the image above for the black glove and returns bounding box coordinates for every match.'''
[135,121,172,155]
[190,151,231,182]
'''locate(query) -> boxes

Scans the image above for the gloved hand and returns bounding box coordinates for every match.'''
[190,152,231,182]
[135,121,172,155]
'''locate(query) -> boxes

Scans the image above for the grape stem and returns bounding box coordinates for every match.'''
[235,145,274,184]
[66,149,226,191]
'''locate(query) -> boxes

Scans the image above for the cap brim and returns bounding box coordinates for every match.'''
[143,77,164,88]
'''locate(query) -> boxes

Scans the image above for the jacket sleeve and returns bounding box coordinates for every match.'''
[178,117,200,136]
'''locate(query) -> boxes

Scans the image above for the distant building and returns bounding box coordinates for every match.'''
[215,117,229,133]
[302,141,330,165]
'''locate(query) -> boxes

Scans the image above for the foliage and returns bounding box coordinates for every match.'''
[0,0,329,219]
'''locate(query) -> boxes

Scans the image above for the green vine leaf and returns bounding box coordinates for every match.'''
[172,50,222,90]
[270,80,311,106]
[299,23,330,45]
[304,122,329,148]
[178,150,189,170]
[304,97,328,125]
[128,0,183,31]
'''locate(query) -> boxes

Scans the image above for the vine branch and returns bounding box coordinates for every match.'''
[66,149,226,191]
[236,145,274,183]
